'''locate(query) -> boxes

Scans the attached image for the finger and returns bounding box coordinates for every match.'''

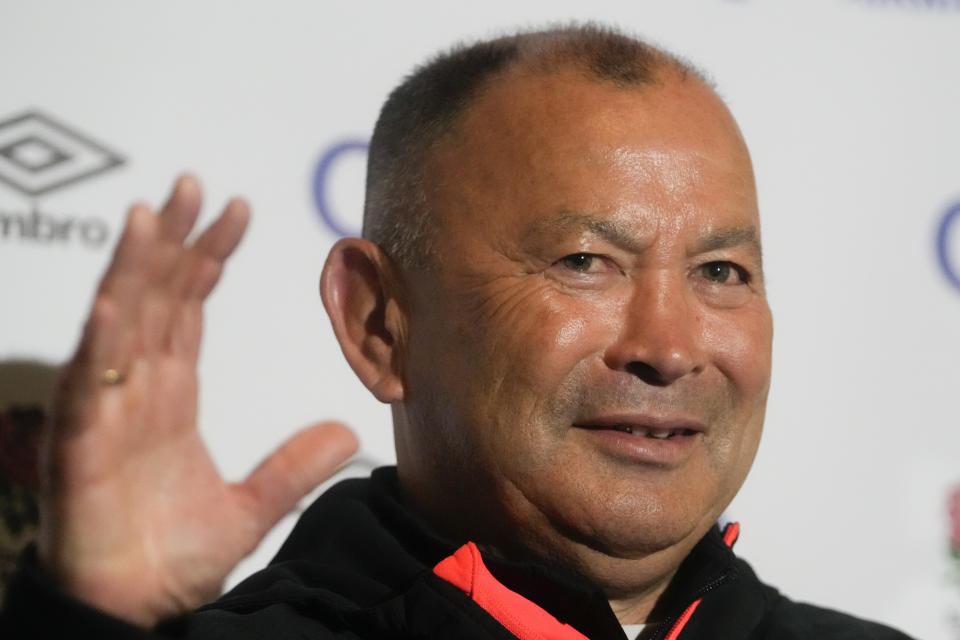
[79,204,160,369]
[71,294,122,372]
[174,198,250,302]
[238,422,359,535]
[52,298,124,434]
[96,203,158,301]
[52,202,161,439]
[158,174,203,244]
[137,177,202,303]
[152,197,248,359]
[192,198,250,262]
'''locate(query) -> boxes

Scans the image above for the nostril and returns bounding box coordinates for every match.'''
[625,361,670,387]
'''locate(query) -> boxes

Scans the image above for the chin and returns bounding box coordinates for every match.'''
[587,506,712,559]
[501,503,713,601]
[510,481,719,566]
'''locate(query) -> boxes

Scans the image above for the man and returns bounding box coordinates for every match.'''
[0,25,912,639]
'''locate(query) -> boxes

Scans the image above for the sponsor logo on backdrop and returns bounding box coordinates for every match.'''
[949,485,960,638]
[853,0,960,9]
[0,109,124,249]
[937,201,960,294]
[312,139,368,238]
[950,486,960,560]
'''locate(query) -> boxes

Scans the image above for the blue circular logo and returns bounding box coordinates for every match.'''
[312,140,369,238]
[936,202,960,293]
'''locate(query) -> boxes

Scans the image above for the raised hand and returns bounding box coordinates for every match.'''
[36,176,358,626]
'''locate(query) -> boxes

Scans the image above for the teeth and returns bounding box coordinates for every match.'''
[606,425,686,439]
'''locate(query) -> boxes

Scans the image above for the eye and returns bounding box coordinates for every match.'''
[547,252,620,289]
[699,261,750,285]
[559,253,599,272]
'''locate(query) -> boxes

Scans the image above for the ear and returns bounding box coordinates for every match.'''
[320,238,406,403]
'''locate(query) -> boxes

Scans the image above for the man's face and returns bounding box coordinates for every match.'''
[396,67,772,576]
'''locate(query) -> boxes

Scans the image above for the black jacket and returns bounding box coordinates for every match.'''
[0,468,913,639]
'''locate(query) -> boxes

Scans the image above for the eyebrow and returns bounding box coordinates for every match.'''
[523,211,763,266]
[522,211,649,254]
[693,225,763,267]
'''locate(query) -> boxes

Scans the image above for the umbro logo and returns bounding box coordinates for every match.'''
[0,109,125,249]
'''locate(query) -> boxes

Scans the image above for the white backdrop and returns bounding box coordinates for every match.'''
[1,1,958,638]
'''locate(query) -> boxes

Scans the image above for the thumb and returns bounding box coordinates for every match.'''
[238,422,359,534]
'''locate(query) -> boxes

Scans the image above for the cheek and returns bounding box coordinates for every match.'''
[465,283,617,383]
[701,304,772,403]
[699,303,772,492]
[456,288,623,457]
[553,316,586,348]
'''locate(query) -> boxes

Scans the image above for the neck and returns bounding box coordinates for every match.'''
[538,542,683,624]
[608,582,672,624]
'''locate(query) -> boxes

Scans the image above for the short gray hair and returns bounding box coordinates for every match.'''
[362,23,704,270]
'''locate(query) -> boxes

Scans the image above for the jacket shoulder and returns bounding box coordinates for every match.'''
[757,598,915,639]
[690,555,916,640]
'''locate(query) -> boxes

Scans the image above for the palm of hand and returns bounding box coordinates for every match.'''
[38,176,357,626]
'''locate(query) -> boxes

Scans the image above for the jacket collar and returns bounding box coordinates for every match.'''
[370,467,742,639]
[258,467,741,640]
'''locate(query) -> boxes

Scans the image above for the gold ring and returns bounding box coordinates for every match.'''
[102,368,127,385]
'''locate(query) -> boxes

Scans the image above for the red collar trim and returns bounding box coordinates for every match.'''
[434,542,590,640]
[433,523,740,640]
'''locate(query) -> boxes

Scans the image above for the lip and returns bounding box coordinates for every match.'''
[572,413,706,466]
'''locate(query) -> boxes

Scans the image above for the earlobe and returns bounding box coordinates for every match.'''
[320,238,406,403]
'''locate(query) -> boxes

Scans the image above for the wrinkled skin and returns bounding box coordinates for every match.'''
[392,67,773,622]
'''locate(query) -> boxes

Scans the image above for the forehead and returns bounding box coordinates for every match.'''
[423,66,758,247]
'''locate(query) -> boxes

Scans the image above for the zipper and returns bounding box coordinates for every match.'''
[654,567,736,640]
[664,599,702,640]
[654,522,740,640]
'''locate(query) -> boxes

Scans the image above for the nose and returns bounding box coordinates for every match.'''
[603,272,706,386]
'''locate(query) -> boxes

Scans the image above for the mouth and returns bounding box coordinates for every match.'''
[574,414,706,437]
[591,424,698,440]
[572,416,705,464]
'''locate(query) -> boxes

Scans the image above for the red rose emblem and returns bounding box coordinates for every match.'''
[950,486,960,554]
[0,405,43,490]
